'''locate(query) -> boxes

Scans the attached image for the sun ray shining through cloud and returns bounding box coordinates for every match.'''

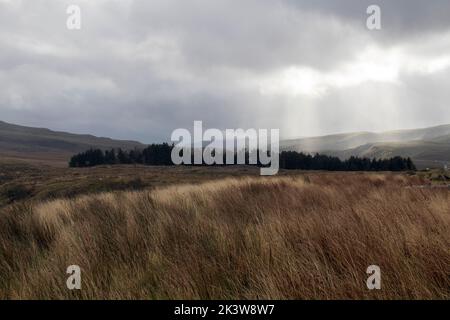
[0,0,450,141]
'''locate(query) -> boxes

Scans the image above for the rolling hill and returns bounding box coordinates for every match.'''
[281,124,450,169]
[281,124,450,152]
[1,120,450,169]
[0,120,144,166]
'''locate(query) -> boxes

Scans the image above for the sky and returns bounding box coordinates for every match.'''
[1,0,450,143]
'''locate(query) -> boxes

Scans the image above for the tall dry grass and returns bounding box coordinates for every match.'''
[0,173,448,299]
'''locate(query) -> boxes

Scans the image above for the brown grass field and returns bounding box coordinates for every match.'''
[0,163,448,300]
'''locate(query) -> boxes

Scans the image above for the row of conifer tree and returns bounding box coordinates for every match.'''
[69,144,416,171]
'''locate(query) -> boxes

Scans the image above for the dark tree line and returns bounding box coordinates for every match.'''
[69,144,173,167]
[69,144,416,171]
[279,152,415,171]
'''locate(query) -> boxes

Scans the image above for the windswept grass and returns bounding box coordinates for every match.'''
[0,173,448,299]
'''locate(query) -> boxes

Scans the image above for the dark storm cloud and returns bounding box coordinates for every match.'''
[0,0,449,142]
[284,0,450,40]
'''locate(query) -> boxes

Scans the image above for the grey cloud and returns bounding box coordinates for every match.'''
[0,0,449,143]
[284,0,450,42]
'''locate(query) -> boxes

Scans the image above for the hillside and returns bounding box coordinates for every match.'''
[281,124,450,152]
[326,141,450,169]
[0,121,144,166]
[281,124,450,169]
[2,120,450,168]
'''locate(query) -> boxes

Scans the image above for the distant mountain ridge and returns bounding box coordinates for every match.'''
[0,120,144,166]
[1,120,449,168]
[281,124,450,169]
